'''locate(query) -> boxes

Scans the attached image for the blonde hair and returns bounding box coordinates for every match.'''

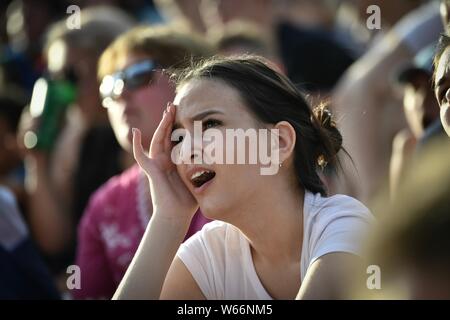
[98,25,214,79]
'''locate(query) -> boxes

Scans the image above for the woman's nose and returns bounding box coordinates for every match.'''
[179,132,203,164]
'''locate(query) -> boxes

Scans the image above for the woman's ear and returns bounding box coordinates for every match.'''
[273,120,296,165]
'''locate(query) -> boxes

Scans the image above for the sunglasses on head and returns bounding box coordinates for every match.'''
[100,59,159,105]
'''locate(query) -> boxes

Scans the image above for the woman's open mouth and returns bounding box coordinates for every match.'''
[190,170,216,192]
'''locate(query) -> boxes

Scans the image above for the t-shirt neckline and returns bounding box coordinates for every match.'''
[242,191,312,300]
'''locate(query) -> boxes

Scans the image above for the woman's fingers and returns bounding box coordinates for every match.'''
[149,103,175,157]
[134,103,177,174]
[163,104,176,153]
[132,128,149,170]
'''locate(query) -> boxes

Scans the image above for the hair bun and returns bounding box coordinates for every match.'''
[314,103,334,126]
[311,102,343,168]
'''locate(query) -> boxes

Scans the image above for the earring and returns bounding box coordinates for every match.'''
[317,155,327,170]
[279,162,283,168]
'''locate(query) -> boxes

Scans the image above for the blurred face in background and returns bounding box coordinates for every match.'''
[6,0,53,52]
[47,39,106,126]
[402,73,440,138]
[433,46,450,137]
[101,52,175,152]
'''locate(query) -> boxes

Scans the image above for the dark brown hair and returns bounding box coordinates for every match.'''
[175,55,343,196]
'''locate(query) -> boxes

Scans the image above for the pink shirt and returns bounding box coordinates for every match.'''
[72,165,209,299]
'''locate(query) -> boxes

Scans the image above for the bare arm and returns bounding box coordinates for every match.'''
[160,257,206,299]
[296,252,365,300]
[25,152,73,254]
[113,104,199,300]
[389,129,416,199]
[332,32,411,202]
[113,215,191,299]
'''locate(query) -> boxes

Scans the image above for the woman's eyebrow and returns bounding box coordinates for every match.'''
[191,109,224,121]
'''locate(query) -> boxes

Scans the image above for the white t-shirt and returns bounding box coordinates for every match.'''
[177,191,374,300]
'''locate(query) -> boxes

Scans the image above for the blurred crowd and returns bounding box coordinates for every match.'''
[0,0,449,299]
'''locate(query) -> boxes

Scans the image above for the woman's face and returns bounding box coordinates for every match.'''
[403,73,439,138]
[173,79,278,220]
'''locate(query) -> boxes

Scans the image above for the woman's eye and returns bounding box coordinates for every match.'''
[203,119,221,130]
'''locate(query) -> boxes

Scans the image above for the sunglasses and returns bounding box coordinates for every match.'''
[100,59,159,106]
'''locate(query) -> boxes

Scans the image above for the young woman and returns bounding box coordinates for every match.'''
[113,56,374,300]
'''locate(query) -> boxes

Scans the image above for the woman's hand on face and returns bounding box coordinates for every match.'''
[133,103,198,223]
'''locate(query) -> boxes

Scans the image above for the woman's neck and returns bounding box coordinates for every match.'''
[229,179,305,265]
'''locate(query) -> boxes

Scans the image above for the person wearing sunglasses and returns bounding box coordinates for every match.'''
[72,25,213,300]
[100,60,159,103]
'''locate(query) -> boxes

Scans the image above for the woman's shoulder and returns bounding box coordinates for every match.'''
[301,192,376,274]
[179,220,248,264]
[303,191,375,242]
[186,220,243,246]
[306,191,373,222]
